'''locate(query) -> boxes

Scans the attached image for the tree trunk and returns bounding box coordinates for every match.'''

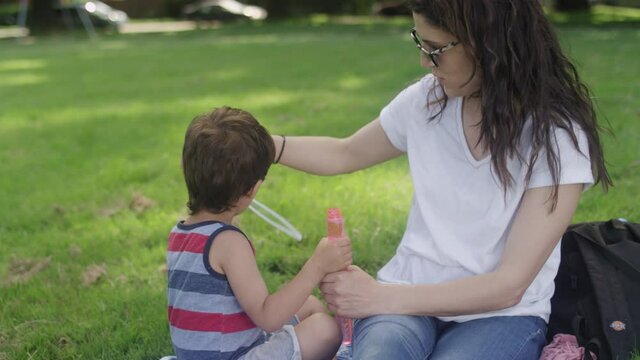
[555,0,591,11]
[30,0,58,30]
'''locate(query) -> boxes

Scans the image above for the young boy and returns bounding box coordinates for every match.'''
[167,106,351,360]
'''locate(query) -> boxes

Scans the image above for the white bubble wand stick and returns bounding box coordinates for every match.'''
[249,199,302,242]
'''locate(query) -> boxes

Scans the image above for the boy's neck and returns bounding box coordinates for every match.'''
[185,210,236,225]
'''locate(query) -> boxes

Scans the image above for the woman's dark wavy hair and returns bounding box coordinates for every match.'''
[408,0,611,210]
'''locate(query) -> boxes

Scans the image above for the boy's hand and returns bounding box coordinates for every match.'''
[309,237,352,276]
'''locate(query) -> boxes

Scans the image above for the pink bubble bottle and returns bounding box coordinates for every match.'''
[327,208,353,345]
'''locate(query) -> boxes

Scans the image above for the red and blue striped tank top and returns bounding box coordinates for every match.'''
[167,221,266,360]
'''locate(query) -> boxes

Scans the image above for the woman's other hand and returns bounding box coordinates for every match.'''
[320,265,385,318]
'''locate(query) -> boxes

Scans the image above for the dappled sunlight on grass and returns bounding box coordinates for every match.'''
[0,86,288,133]
[0,73,48,86]
[205,33,282,45]
[97,40,131,51]
[592,4,640,19]
[0,57,48,91]
[338,74,367,90]
[309,14,412,27]
[182,89,298,111]
[0,58,46,72]
[548,5,640,25]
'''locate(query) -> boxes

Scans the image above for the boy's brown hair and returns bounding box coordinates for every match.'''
[182,106,275,214]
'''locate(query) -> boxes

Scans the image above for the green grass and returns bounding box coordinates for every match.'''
[0,17,638,359]
[547,4,640,26]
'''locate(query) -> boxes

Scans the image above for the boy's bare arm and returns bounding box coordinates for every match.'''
[212,231,351,333]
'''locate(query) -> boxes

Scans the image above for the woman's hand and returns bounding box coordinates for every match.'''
[319,265,384,318]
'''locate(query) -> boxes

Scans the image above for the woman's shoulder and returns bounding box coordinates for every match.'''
[388,73,441,109]
[419,73,438,89]
[403,73,438,96]
[522,118,589,146]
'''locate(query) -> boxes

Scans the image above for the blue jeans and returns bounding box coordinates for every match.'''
[351,315,547,360]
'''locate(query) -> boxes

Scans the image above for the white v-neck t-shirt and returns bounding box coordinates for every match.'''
[377,74,594,323]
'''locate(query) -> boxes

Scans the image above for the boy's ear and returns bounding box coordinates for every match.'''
[246,180,263,199]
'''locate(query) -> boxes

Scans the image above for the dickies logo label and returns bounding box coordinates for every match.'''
[609,321,626,331]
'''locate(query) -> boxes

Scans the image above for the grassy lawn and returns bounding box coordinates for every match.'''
[0,16,638,359]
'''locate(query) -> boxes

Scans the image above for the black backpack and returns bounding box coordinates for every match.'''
[548,219,640,360]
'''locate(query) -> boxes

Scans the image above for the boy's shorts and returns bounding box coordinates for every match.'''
[239,317,301,360]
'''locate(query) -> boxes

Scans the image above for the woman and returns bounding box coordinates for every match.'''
[271,0,611,358]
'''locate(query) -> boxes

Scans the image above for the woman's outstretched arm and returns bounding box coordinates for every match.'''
[321,183,584,318]
[272,118,403,176]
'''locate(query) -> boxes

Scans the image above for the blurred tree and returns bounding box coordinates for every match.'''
[247,0,377,18]
[165,0,192,17]
[555,0,591,11]
[31,0,57,29]
[350,0,378,14]
[248,0,296,18]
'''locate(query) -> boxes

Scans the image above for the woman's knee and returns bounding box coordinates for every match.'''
[353,315,436,360]
[429,316,547,360]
